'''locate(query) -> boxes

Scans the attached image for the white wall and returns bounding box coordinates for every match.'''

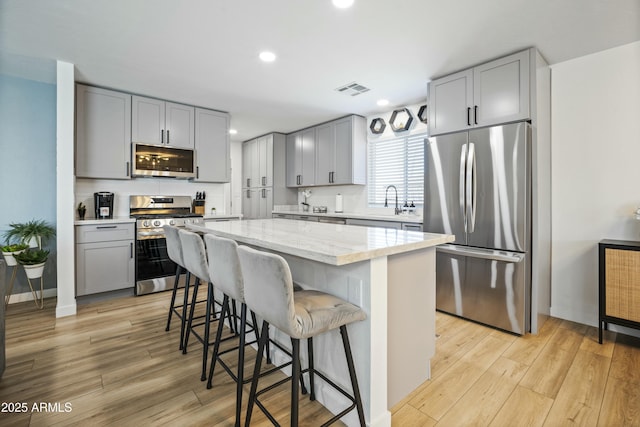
[551,41,640,327]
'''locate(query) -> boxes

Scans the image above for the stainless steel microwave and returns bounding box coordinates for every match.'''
[133,144,196,179]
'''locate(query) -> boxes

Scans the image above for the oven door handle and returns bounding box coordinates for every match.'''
[136,232,166,240]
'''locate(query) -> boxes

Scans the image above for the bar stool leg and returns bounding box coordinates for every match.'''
[291,338,307,396]
[166,265,183,331]
[183,278,200,354]
[308,337,315,401]
[179,271,191,351]
[201,282,214,380]
[207,295,229,389]
[245,321,270,427]
[235,303,247,427]
[291,338,300,427]
[340,325,366,427]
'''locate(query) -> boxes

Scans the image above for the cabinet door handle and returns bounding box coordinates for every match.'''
[246,189,251,198]
[161,129,165,144]
[196,166,199,179]
[261,189,266,198]
[167,130,170,144]
[247,178,251,187]
[97,225,117,229]
[467,107,471,126]
[262,176,266,186]
[474,105,478,125]
[130,242,133,259]
[126,161,130,177]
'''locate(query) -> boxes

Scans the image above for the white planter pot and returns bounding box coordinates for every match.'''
[2,250,24,267]
[23,262,45,279]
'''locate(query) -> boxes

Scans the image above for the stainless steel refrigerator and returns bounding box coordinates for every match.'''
[424,121,531,334]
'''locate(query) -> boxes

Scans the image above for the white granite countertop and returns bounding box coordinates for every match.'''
[188,218,453,266]
[74,217,136,226]
[272,209,423,224]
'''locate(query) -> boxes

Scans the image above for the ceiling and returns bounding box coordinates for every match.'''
[1,0,639,142]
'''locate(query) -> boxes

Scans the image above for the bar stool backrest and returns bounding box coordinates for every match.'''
[204,234,244,302]
[163,225,184,267]
[237,246,297,337]
[178,229,210,283]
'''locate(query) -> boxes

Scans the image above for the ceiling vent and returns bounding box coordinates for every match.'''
[335,82,370,97]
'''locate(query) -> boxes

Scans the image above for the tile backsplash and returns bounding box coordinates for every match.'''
[75,178,230,219]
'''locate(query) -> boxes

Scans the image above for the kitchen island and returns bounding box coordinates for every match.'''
[188,219,454,427]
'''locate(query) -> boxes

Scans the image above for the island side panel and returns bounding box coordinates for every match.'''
[387,247,436,408]
[279,253,391,427]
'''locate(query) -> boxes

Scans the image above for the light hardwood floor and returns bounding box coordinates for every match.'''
[1,293,639,426]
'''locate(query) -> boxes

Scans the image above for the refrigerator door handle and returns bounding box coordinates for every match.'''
[437,244,525,263]
[466,142,477,233]
[459,144,468,231]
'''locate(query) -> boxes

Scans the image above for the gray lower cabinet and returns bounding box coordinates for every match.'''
[345,218,402,229]
[76,84,132,179]
[76,223,135,296]
[401,223,423,231]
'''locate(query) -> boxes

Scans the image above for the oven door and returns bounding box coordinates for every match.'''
[135,234,186,295]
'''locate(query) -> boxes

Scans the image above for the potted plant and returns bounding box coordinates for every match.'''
[1,243,29,267]
[14,249,49,279]
[3,219,56,249]
[77,202,87,220]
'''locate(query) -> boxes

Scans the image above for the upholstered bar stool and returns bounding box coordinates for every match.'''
[204,234,307,426]
[178,229,218,380]
[204,234,259,426]
[238,246,367,427]
[163,225,191,350]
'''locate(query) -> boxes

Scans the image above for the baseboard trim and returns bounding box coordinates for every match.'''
[7,288,57,304]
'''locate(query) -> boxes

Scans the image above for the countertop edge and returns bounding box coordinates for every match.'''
[75,218,136,226]
[272,210,423,224]
[188,221,453,266]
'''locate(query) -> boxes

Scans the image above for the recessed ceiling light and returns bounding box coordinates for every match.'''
[229,129,238,135]
[333,0,354,8]
[377,99,389,106]
[259,51,276,62]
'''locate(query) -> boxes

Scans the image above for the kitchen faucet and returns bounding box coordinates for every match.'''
[384,185,402,215]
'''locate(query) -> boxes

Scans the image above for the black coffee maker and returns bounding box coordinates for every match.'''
[94,192,114,219]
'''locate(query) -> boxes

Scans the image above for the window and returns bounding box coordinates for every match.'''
[368,133,425,207]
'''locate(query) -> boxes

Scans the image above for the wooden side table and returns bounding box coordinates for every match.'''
[599,239,640,343]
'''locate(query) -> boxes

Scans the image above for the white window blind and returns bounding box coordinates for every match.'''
[368,133,425,207]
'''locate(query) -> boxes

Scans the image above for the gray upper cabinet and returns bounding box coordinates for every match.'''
[286,128,315,187]
[288,115,365,188]
[194,108,230,182]
[76,84,132,180]
[315,115,366,186]
[428,49,530,135]
[132,95,194,148]
[243,134,273,188]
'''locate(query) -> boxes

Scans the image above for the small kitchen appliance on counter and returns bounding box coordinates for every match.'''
[94,192,114,219]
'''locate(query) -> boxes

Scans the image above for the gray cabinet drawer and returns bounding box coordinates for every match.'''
[346,218,401,229]
[76,223,135,243]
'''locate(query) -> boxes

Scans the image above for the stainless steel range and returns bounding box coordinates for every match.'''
[130,195,204,296]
